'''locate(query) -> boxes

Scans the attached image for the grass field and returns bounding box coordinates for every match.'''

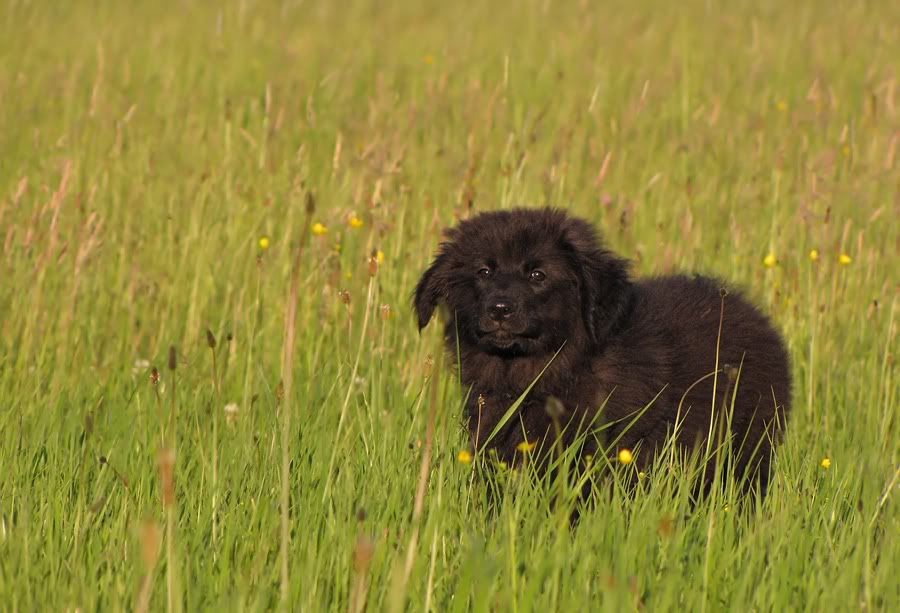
[1,0,898,610]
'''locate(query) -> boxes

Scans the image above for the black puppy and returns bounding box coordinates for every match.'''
[414,208,791,493]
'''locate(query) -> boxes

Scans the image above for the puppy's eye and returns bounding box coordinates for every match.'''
[477,267,492,278]
[530,270,546,283]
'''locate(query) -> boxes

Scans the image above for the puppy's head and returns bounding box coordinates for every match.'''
[413,208,632,356]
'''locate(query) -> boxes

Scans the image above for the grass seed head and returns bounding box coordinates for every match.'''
[224,403,239,425]
[544,395,566,419]
[139,519,161,568]
[157,448,176,507]
[353,534,375,572]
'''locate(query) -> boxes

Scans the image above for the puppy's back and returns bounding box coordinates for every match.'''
[603,274,791,489]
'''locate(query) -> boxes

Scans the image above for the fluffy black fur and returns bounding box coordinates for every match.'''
[414,208,791,493]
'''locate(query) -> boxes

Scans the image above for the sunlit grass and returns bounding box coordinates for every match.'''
[0,0,897,610]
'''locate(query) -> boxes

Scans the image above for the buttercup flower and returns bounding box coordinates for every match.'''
[820,457,832,469]
[516,440,536,453]
[763,253,778,268]
[348,214,364,229]
[618,448,634,465]
[838,254,852,265]
[258,236,270,250]
[458,450,473,464]
[809,249,819,262]
[312,223,328,236]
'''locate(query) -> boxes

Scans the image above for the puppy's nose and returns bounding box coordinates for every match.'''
[488,301,514,321]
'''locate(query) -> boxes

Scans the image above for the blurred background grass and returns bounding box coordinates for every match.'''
[0,0,897,610]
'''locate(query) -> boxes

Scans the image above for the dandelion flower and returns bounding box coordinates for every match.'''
[617,448,634,465]
[820,457,832,469]
[312,222,328,236]
[348,214,364,229]
[516,440,536,453]
[809,249,819,262]
[258,236,270,250]
[763,253,778,268]
[457,450,473,464]
[838,253,852,265]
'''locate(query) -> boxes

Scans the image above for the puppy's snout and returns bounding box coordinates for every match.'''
[488,301,515,321]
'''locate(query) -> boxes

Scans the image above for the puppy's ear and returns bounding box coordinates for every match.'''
[562,218,633,345]
[413,252,450,330]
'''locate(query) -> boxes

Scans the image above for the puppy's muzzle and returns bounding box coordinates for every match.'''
[488,300,516,321]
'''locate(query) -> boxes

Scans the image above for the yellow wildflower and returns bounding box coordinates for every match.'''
[838,253,852,265]
[376,250,385,265]
[457,450,473,464]
[423,54,435,65]
[820,457,831,469]
[617,448,634,465]
[348,214,364,229]
[841,145,850,157]
[776,100,788,112]
[809,249,819,262]
[258,236,270,250]
[516,440,536,453]
[312,222,328,236]
[763,253,778,268]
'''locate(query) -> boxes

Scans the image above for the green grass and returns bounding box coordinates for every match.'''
[1,0,898,610]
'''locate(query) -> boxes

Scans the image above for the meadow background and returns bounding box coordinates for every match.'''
[1,0,898,610]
